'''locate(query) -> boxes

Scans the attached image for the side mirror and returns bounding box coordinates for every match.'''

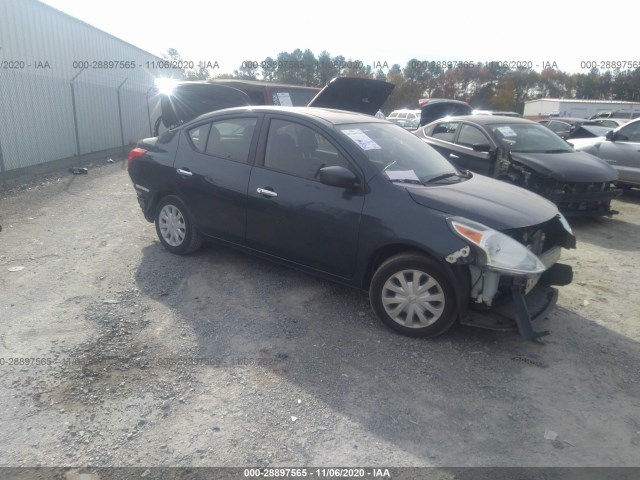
[605,130,615,141]
[319,166,358,189]
[472,143,492,152]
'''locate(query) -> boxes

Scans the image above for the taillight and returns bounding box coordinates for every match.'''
[128,147,147,168]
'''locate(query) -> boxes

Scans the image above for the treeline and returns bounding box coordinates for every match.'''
[166,48,640,113]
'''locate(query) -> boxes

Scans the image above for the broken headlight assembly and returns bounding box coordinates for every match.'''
[556,211,573,235]
[447,217,546,276]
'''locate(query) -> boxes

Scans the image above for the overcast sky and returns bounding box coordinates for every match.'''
[43,0,634,75]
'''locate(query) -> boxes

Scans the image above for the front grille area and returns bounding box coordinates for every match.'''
[502,217,569,256]
[545,181,621,215]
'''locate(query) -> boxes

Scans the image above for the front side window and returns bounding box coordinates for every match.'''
[457,124,490,148]
[264,119,351,180]
[431,121,459,142]
[204,117,257,162]
[617,121,640,142]
[547,121,571,134]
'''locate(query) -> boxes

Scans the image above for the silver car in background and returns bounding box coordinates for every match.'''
[571,117,640,188]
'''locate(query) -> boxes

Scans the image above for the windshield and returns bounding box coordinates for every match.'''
[337,123,458,182]
[488,122,573,153]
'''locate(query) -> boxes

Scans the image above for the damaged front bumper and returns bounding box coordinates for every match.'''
[547,187,622,217]
[459,247,573,341]
[461,263,573,341]
[445,214,575,341]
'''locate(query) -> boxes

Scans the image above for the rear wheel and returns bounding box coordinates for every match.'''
[155,195,203,255]
[369,253,457,337]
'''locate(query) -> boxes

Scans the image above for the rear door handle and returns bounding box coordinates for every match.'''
[257,187,277,197]
[176,168,193,177]
[449,153,459,159]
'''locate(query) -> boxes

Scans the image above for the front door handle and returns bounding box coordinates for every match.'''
[449,153,459,159]
[176,168,193,177]
[257,187,277,197]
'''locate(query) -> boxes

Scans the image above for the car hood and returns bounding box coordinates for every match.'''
[160,82,251,127]
[509,150,618,182]
[406,174,558,230]
[569,137,606,150]
[307,77,394,115]
[566,125,612,140]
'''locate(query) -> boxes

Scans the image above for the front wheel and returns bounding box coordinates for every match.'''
[155,195,203,255]
[369,253,457,337]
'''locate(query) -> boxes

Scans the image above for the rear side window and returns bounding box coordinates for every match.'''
[205,118,258,162]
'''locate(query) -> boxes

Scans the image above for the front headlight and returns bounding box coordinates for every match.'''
[447,217,546,276]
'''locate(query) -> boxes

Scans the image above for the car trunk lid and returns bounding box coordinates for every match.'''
[307,77,395,115]
[160,82,251,128]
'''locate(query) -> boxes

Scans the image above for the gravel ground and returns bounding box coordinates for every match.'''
[0,160,639,467]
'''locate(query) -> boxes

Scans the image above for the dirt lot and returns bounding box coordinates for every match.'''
[0,160,639,467]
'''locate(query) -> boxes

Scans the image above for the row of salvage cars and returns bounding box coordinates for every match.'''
[128,77,619,342]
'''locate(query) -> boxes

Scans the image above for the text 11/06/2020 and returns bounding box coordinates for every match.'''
[243,468,391,477]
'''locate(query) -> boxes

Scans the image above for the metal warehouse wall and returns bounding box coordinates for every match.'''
[0,0,181,174]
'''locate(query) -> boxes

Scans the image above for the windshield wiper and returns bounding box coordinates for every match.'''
[543,149,572,153]
[424,172,462,183]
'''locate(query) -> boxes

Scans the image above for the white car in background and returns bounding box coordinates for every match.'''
[387,109,422,121]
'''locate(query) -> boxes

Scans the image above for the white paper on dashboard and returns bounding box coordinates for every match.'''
[341,129,382,150]
[385,170,420,181]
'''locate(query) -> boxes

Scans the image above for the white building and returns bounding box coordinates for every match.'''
[0,0,180,177]
[523,98,640,119]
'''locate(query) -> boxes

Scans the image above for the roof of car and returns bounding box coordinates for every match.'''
[431,115,535,125]
[540,117,591,123]
[191,106,389,126]
[210,79,320,90]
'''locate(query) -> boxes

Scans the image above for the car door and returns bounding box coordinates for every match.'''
[245,115,365,279]
[451,123,495,175]
[174,114,262,244]
[424,120,488,173]
[597,120,640,185]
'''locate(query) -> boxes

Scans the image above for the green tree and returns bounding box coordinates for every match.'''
[317,51,339,85]
[186,63,212,81]
[302,49,318,86]
[261,57,276,82]
[161,48,186,79]
[233,61,258,80]
[490,79,517,110]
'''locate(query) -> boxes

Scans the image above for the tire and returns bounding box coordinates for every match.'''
[369,253,457,338]
[154,195,203,255]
